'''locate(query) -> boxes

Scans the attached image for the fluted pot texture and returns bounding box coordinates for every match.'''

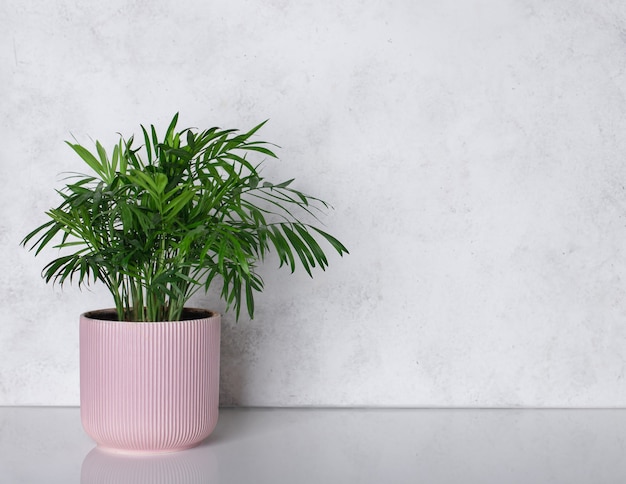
[80,309,221,453]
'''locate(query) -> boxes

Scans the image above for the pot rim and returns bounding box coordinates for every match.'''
[81,308,220,323]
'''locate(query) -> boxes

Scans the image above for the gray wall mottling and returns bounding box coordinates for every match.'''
[3,0,626,406]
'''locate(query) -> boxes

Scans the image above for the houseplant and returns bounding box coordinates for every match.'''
[22,113,348,453]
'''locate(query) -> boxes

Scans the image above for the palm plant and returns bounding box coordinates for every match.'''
[22,114,348,322]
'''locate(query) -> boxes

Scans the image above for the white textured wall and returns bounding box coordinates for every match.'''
[3,0,626,407]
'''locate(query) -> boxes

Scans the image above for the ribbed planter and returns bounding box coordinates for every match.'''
[80,309,221,454]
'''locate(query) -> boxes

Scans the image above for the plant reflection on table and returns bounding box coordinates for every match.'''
[81,444,218,483]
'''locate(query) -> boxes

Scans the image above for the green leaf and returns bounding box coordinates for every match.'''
[311,226,350,256]
[165,113,180,143]
[141,125,153,164]
[268,226,295,271]
[245,279,255,319]
[65,142,104,179]
[242,144,278,158]
[154,173,168,194]
[163,188,195,219]
[275,178,295,189]
[95,140,106,158]
[294,224,328,268]
[281,225,313,276]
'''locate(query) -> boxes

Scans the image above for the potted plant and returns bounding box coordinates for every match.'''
[22,114,348,453]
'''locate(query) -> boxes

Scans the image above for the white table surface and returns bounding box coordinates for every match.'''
[1,407,626,483]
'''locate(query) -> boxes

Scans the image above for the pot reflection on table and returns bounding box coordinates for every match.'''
[81,444,218,483]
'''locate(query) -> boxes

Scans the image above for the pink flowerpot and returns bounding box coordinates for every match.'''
[80,309,221,453]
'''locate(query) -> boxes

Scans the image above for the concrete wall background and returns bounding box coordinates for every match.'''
[3,0,626,407]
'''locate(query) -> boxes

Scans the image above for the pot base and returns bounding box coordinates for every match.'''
[96,441,203,455]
